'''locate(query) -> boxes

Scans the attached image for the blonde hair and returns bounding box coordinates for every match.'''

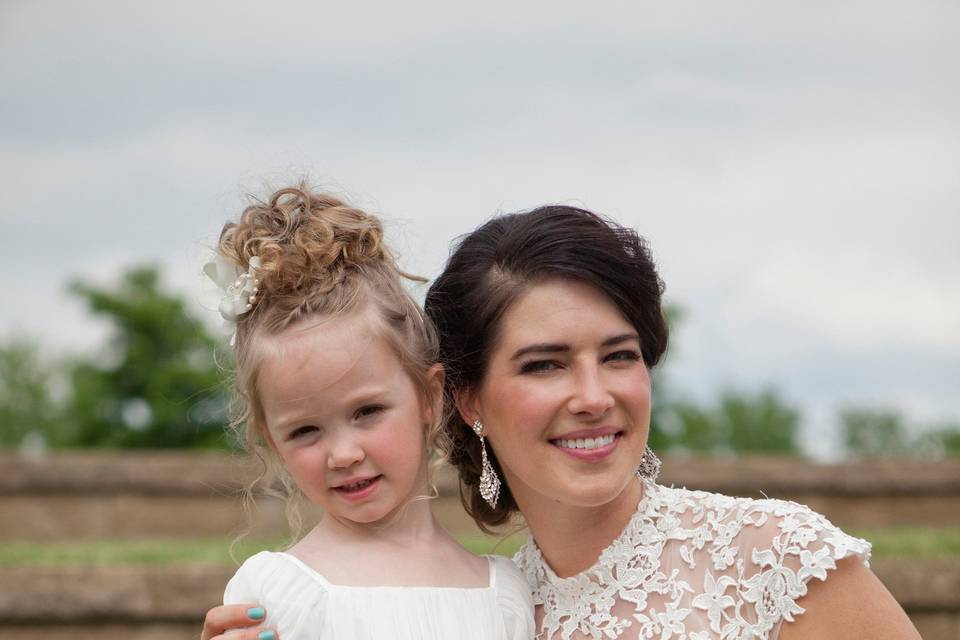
[217,181,444,541]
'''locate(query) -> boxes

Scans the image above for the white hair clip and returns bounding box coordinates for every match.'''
[203,254,262,346]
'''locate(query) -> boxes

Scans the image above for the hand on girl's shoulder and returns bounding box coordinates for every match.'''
[224,551,328,637]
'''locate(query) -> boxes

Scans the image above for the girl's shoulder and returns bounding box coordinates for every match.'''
[224,550,333,602]
[488,553,533,599]
[223,551,330,637]
[487,555,537,640]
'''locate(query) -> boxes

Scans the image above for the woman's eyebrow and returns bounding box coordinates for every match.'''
[602,333,640,347]
[510,343,568,360]
[510,334,640,360]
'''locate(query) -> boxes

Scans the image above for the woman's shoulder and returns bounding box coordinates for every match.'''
[653,483,871,557]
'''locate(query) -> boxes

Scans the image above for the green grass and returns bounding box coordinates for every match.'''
[1,528,956,566]
[850,527,960,559]
[0,532,529,566]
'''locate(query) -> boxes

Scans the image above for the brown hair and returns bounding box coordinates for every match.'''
[217,181,442,538]
[424,205,669,531]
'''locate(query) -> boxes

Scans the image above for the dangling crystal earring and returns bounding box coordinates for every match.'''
[636,445,661,481]
[472,420,501,509]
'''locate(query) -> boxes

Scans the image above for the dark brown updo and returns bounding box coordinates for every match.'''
[424,205,669,530]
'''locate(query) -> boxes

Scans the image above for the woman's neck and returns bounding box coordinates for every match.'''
[518,476,645,578]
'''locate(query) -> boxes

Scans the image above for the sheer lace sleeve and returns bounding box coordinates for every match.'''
[729,499,871,639]
[514,482,872,640]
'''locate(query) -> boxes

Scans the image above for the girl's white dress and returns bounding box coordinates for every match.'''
[513,481,872,640]
[224,551,535,640]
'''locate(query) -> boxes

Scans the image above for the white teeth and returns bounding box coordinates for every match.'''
[341,478,375,491]
[556,434,616,450]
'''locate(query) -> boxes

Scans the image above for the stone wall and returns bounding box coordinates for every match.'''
[2,451,959,639]
[4,450,959,539]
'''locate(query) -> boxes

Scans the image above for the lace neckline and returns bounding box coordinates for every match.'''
[525,478,654,585]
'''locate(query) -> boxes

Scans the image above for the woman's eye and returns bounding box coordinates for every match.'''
[520,360,561,374]
[605,350,641,363]
[354,404,385,420]
[288,425,319,440]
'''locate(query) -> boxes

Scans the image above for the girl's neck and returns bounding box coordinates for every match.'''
[314,486,444,547]
[519,476,644,578]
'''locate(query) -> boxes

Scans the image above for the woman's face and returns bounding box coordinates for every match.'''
[464,278,651,510]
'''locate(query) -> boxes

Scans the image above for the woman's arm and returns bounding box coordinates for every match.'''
[779,557,920,640]
[200,603,278,640]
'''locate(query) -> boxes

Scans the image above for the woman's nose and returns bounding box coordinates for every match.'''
[567,364,615,418]
[327,433,365,470]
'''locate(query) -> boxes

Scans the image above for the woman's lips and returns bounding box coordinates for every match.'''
[332,475,382,501]
[550,432,621,461]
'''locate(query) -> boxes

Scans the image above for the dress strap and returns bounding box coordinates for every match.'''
[485,555,497,588]
[275,551,333,586]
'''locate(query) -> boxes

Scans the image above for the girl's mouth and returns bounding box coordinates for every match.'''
[333,475,382,500]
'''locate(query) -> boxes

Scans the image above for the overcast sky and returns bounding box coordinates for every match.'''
[1,1,957,457]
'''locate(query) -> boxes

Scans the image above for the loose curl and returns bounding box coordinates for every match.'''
[217,181,444,540]
[425,205,669,532]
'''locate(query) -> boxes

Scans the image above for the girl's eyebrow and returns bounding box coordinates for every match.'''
[510,333,640,360]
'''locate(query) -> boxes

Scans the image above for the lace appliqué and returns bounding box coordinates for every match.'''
[513,481,871,640]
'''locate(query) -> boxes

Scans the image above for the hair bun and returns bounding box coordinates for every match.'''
[219,183,393,301]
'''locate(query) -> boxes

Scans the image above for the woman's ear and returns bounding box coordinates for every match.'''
[422,363,446,425]
[454,385,480,428]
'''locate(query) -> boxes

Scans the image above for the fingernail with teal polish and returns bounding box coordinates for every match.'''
[247,606,265,620]
[258,631,275,640]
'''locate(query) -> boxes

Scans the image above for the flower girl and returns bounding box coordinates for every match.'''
[204,183,533,640]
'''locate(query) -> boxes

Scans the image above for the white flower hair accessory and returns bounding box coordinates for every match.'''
[203,254,262,346]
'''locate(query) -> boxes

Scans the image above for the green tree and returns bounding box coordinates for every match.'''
[648,304,801,455]
[721,389,800,453]
[0,337,64,447]
[841,408,909,457]
[66,265,230,448]
[930,423,960,456]
[659,389,801,455]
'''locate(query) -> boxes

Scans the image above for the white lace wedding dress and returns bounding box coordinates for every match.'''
[513,480,871,640]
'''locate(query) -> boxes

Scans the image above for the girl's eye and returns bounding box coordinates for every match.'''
[288,425,319,440]
[520,360,561,374]
[605,350,641,363]
[354,404,385,420]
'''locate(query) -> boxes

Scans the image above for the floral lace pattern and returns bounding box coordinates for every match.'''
[513,481,871,640]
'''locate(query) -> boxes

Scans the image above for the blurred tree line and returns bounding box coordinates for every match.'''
[1,265,958,456]
[1,266,229,449]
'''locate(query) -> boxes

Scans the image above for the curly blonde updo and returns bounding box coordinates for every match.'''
[217,181,443,534]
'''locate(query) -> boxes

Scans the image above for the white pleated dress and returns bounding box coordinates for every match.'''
[224,551,535,640]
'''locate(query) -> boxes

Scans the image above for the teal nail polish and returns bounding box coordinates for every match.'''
[247,606,265,620]
[258,631,275,640]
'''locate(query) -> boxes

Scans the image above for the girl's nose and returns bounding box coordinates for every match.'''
[327,434,365,470]
[567,364,615,418]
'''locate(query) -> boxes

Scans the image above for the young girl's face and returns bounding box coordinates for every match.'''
[257,311,439,525]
